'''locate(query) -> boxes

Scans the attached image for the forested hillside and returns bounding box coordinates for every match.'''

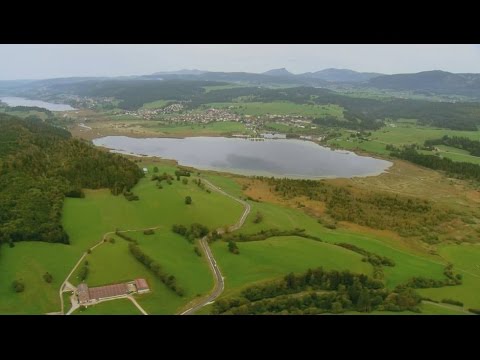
[0,114,144,244]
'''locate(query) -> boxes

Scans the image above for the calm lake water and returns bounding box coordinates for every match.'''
[93,136,392,179]
[0,96,75,111]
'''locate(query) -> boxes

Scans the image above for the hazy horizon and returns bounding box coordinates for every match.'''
[1,44,480,81]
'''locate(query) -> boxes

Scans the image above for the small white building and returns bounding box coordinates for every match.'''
[143,168,148,173]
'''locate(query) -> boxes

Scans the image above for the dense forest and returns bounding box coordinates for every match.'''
[263,177,453,241]
[0,114,144,244]
[212,267,421,314]
[54,80,229,110]
[424,135,480,156]
[389,144,480,182]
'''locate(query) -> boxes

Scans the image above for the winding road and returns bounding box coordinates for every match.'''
[180,178,251,315]
[58,177,250,316]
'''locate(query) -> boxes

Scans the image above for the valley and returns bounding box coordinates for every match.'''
[2,62,480,316]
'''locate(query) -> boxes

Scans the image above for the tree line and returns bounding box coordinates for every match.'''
[212,267,422,315]
[424,135,480,157]
[128,242,184,296]
[389,144,480,182]
[172,223,210,243]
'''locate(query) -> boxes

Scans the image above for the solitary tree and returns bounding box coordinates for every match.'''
[185,196,192,205]
[12,280,25,293]
[43,272,53,283]
[153,166,159,173]
[253,211,264,224]
[228,241,239,254]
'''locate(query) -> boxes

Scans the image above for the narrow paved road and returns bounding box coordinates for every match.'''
[58,177,249,316]
[58,227,161,314]
[180,178,250,315]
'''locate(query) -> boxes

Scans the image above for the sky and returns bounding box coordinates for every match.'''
[1,44,480,80]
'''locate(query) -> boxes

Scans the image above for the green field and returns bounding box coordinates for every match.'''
[212,235,372,296]
[240,201,446,289]
[146,121,248,135]
[329,122,480,164]
[206,101,345,118]
[417,244,480,309]
[201,176,448,294]
[141,99,171,109]
[70,231,212,314]
[0,162,243,314]
[0,242,79,314]
[74,298,142,315]
[62,163,243,314]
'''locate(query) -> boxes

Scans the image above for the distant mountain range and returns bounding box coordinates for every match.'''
[151,69,207,76]
[299,68,382,82]
[262,68,382,82]
[3,68,480,100]
[369,70,480,97]
[262,68,294,77]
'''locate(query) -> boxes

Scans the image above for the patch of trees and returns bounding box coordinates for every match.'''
[115,231,138,243]
[222,228,318,243]
[0,114,144,245]
[335,242,395,280]
[425,135,480,157]
[253,211,264,224]
[390,145,480,182]
[78,261,89,282]
[264,176,451,240]
[185,196,192,204]
[335,243,395,267]
[152,172,174,188]
[404,264,462,288]
[43,272,53,283]
[469,308,480,314]
[12,280,25,293]
[172,223,209,243]
[65,79,223,110]
[212,267,421,315]
[175,169,191,177]
[123,190,139,201]
[228,240,239,254]
[143,229,155,235]
[192,178,206,190]
[128,243,184,296]
[441,298,463,307]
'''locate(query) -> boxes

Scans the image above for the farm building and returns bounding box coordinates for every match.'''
[143,167,148,173]
[76,279,150,305]
[135,278,150,294]
[77,283,90,304]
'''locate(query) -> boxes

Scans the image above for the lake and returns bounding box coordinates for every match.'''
[0,96,75,111]
[93,136,392,179]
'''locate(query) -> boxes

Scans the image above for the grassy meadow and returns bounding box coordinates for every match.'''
[329,121,480,164]
[74,298,142,315]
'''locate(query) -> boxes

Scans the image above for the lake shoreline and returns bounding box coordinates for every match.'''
[92,135,392,180]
